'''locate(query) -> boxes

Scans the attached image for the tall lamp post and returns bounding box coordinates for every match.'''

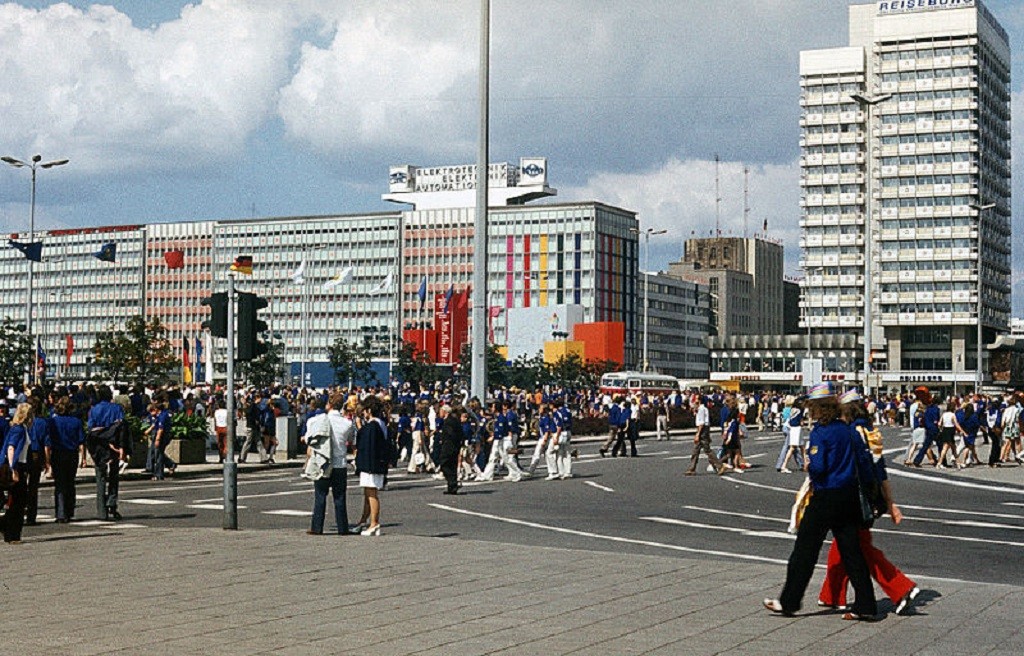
[849,93,890,396]
[631,227,667,372]
[2,154,69,384]
[970,201,995,394]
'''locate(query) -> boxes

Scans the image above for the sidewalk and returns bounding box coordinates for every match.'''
[5,527,1021,655]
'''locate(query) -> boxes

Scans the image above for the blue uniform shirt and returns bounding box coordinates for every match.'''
[493,413,509,439]
[87,401,125,431]
[923,404,941,438]
[29,416,49,452]
[3,424,28,466]
[48,415,86,452]
[608,404,621,426]
[807,419,872,491]
[539,415,556,436]
[504,410,520,436]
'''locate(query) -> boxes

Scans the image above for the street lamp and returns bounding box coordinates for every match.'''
[848,93,891,396]
[2,154,69,385]
[631,226,667,372]
[970,201,995,394]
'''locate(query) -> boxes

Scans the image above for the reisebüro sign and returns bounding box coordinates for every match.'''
[877,0,975,15]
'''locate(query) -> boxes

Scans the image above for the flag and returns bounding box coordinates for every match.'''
[322,266,354,291]
[194,337,203,382]
[289,259,306,285]
[443,284,455,313]
[763,218,768,232]
[8,240,42,262]
[230,255,253,275]
[65,334,73,369]
[417,277,427,309]
[487,306,502,343]
[164,250,185,269]
[182,337,191,370]
[36,337,47,367]
[368,271,393,296]
[458,286,471,310]
[93,242,117,263]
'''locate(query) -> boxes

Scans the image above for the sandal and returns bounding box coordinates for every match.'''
[841,612,880,622]
[763,599,792,616]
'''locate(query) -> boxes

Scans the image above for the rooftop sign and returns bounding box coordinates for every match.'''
[877,0,975,15]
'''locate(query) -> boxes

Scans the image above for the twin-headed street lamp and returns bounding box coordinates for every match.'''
[631,226,668,372]
[2,154,70,384]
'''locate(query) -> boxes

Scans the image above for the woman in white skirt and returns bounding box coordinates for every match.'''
[779,401,805,474]
[353,396,390,536]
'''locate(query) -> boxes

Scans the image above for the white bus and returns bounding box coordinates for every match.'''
[599,371,678,396]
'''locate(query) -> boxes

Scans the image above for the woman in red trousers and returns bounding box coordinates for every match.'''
[818,390,920,616]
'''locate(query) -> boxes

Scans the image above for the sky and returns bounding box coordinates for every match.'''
[1,0,1023,309]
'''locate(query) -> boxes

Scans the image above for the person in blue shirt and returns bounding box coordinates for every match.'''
[146,402,176,481]
[0,399,10,442]
[911,393,941,467]
[550,400,574,479]
[24,396,51,526]
[46,395,86,523]
[764,382,877,621]
[87,386,126,521]
[599,398,623,458]
[956,401,981,467]
[476,401,523,481]
[2,402,33,543]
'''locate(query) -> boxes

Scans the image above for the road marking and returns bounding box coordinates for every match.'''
[120,499,176,505]
[429,503,792,566]
[262,510,310,517]
[187,503,248,511]
[887,468,1024,495]
[193,489,309,504]
[642,516,795,540]
[719,476,799,495]
[901,504,1024,521]
[584,481,615,493]
[73,520,114,527]
[100,523,147,529]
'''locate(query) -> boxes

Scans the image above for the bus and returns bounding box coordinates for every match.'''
[599,371,679,396]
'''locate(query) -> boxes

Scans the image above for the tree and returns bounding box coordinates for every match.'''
[93,315,179,385]
[0,317,31,387]
[394,340,444,389]
[458,341,510,388]
[327,336,375,388]
[546,352,589,390]
[237,340,284,389]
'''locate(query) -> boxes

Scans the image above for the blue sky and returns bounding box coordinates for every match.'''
[1,0,1023,308]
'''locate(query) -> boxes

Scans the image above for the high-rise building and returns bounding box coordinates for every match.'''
[667,236,784,337]
[799,0,1011,390]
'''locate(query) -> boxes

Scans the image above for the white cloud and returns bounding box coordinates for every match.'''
[277,4,478,159]
[0,1,303,172]
[560,157,802,270]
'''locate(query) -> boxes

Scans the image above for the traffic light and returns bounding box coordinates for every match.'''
[236,291,268,361]
[201,292,228,338]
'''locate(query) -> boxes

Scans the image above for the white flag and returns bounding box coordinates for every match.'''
[367,271,393,296]
[322,266,354,291]
[289,259,307,284]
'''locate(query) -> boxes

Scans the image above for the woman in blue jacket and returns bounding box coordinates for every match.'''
[353,396,390,536]
[47,396,87,523]
[2,403,33,543]
[764,382,877,620]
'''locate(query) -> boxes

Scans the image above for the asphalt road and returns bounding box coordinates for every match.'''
[23,426,1024,589]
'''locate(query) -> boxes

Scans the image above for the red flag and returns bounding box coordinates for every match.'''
[65,334,73,369]
[164,250,185,269]
[458,286,471,309]
[182,337,191,369]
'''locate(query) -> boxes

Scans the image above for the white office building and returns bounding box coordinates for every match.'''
[799,0,1011,390]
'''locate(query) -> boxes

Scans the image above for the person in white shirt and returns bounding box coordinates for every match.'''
[684,397,728,476]
[304,394,355,535]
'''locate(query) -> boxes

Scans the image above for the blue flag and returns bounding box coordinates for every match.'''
[36,337,47,366]
[8,239,42,262]
[194,336,204,382]
[417,277,427,309]
[443,284,454,313]
[94,242,117,262]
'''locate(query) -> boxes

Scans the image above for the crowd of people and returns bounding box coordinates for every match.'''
[2,378,1021,557]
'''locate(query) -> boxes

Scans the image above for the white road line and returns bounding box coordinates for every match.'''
[73,520,113,527]
[887,468,1024,495]
[1004,502,1024,507]
[120,499,176,505]
[642,516,795,540]
[901,504,1024,521]
[262,510,310,517]
[429,503,792,566]
[720,476,800,495]
[584,481,615,493]
[100,523,147,529]
[187,503,248,510]
[193,489,309,504]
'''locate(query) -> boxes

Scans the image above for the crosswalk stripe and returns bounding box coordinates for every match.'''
[262,510,310,517]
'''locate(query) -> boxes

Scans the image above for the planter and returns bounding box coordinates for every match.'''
[166,438,208,465]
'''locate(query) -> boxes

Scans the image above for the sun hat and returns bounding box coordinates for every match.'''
[839,389,862,405]
[807,382,834,400]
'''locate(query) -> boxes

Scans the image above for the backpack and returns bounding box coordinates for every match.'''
[856,425,884,463]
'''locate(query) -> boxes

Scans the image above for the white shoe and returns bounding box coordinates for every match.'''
[780,468,792,474]
[706,464,715,473]
[545,474,559,480]
[559,474,573,480]
[733,467,744,474]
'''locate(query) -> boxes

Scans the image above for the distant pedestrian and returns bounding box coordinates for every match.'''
[87,386,126,521]
[46,396,86,524]
[353,396,389,536]
[437,404,464,495]
[24,396,49,526]
[684,397,728,476]
[2,403,33,543]
[304,394,354,535]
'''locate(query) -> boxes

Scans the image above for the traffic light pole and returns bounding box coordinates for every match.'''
[223,274,238,530]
